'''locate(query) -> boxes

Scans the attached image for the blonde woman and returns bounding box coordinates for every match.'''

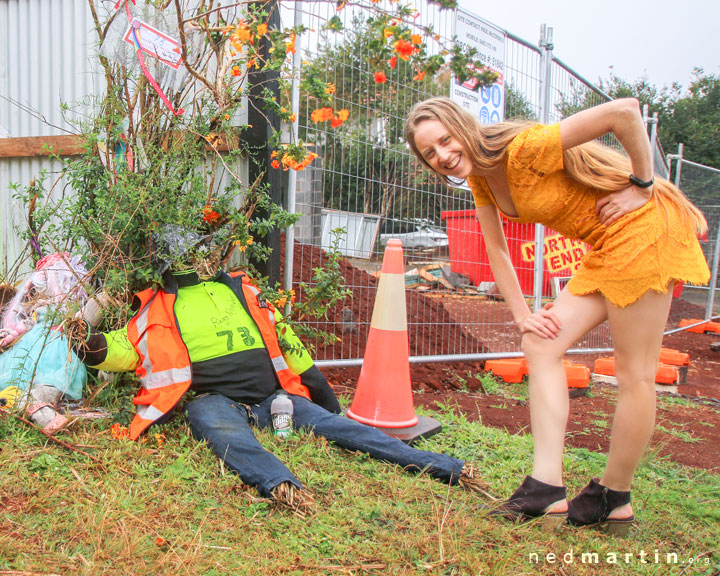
[405,96,709,534]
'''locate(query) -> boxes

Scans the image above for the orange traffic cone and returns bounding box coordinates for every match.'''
[347,239,418,428]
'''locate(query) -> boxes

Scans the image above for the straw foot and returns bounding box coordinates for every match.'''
[458,464,496,500]
[271,482,315,518]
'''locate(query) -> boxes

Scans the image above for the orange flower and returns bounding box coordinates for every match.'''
[230,66,242,77]
[246,58,257,69]
[203,205,221,223]
[110,423,129,439]
[337,109,350,121]
[310,106,334,123]
[331,117,343,128]
[388,55,397,69]
[411,34,423,45]
[232,25,252,47]
[271,150,278,158]
[289,113,297,123]
[224,114,231,120]
[383,27,393,39]
[271,159,281,169]
[256,23,268,36]
[154,433,166,447]
[325,83,336,95]
[285,33,296,55]
[413,70,426,81]
[394,39,416,61]
[281,151,318,172]
[234,236,254,251]
[374,71,387,84]
[155,537,167,547]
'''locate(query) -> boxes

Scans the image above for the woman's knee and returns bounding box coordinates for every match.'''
[521,332,566,364]
[614,364,657,390]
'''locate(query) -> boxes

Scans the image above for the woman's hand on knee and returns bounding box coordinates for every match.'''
[518,303,562,339]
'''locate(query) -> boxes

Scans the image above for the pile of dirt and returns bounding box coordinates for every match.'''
[289,241,485,362]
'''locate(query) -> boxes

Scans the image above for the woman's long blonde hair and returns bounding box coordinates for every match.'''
[404,97,707,236]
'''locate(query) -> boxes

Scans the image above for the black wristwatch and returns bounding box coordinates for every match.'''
[629,174,654,189]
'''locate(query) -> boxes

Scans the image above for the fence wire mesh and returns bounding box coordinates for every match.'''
[285,1,716,364]
[668,159,720,327]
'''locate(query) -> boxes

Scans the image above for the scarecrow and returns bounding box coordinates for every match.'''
[74,225,483,512]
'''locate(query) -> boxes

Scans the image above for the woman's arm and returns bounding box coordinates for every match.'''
[477,205,561,339]
[560,98,653,225]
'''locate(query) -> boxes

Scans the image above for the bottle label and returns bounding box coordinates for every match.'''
[272,413,292,436]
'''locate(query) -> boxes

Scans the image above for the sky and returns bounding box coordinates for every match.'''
[457,0,719,91]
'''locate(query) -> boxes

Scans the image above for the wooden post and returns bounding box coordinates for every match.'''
[245,0,283,285]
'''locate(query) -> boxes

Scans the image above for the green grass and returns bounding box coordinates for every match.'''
[477,372,528,401]
[1,400,719,576]
[655,424,703,444]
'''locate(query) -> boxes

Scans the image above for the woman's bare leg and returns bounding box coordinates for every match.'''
[521,289,608,508]
[601,287,674,518]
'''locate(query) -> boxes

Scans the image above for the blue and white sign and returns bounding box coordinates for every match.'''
[452,10,505,126]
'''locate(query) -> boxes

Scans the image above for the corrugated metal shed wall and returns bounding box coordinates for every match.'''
[0,1,251,280]
[0,0,99,278]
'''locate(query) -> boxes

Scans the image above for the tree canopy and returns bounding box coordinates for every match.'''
[596,69,720,171]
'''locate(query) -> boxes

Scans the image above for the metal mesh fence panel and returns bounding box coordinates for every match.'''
[286,3,683,364]
[668,159,720,327]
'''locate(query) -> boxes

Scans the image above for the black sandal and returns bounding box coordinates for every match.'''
[568,478,634,536]
[489,475,567,531]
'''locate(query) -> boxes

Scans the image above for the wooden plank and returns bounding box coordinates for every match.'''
[0,135,86,158]
[0,133,243,159]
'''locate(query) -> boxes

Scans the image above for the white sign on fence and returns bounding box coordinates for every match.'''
[452,10,506,125]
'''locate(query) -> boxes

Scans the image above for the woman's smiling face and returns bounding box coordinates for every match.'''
[412,118,474,180]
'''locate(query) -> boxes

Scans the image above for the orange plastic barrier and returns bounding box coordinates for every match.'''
[484,358,528,383]
[659,348,690,366]
[593,357,616,376]
[678,319,720,334]
[593,357,679,384]
[563,361,590,388]
[655,364,679,385]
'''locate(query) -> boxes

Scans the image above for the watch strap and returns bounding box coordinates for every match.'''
[629,174,654,189]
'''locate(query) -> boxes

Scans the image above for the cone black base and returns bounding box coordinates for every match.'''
[371,415,442,445]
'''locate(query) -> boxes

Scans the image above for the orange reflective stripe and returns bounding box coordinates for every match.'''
[127,289,192,440]
[238,275,311,401]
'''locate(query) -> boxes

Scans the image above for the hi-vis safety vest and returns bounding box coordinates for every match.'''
[126,271,311,440]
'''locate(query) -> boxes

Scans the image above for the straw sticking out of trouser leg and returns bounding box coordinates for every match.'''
[64,317,89,349]
[271,482,315,518]
[458,464,497,500]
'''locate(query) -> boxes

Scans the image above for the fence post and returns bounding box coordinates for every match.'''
[533,24,553,311]
[283,0,304,309]
[246,0,282,284]
[674,143,684,188]
[706,220,720,320]
[643,105,659,173]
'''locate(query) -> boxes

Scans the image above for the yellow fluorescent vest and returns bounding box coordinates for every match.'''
[126,271,310,439]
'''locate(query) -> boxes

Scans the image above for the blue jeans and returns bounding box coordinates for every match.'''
[185,392,465,497]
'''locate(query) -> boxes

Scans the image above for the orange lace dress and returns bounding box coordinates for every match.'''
[467,123,710,307]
